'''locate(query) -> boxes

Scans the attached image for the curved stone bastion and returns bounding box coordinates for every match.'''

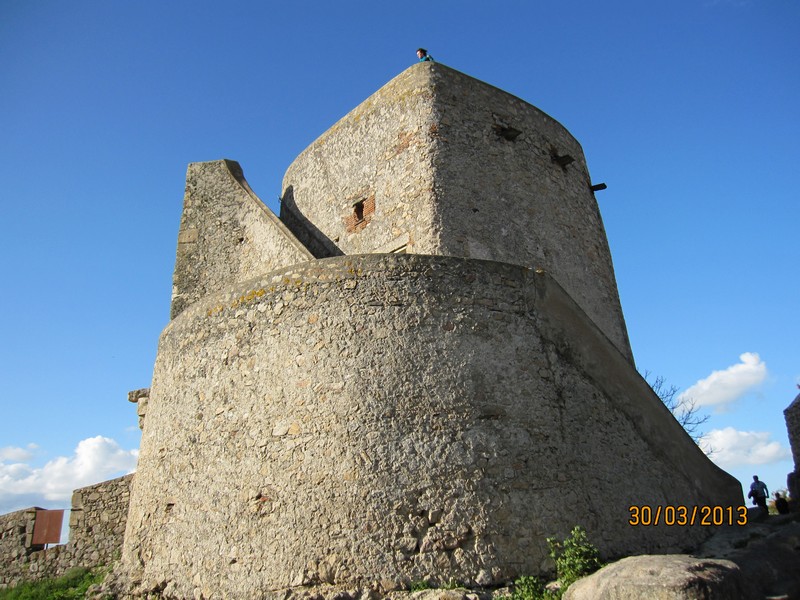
[121,254,742,598]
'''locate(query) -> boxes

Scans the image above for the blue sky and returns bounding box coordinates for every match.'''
[1,0,798,518]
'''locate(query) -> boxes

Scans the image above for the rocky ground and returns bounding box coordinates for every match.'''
[558,508,800,600]
[406,510,800,600]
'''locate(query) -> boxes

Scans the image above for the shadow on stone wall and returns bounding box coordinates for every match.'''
[280,185,344,259]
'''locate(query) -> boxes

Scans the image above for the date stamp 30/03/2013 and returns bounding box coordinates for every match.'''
[628,505,748,526]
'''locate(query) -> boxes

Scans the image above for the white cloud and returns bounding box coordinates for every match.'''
[679,352,767,410]
[0,436,138,514]
[0,443,39,462]
[705,427,790,469]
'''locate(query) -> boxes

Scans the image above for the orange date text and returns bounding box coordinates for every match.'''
[628,505,747,526]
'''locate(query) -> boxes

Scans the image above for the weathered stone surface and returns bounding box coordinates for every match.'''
[786,391,800,469]
[127,388,149,403]
[564,515,800,600]
[562,555,752,600]
[106,61,746,599]
[0,475,132,588]
[127,388,150,430]
[3,62,752,598]
[282,62,632,361]
[119,254,741,598]
[171,159,313,319]
[785,390,800,503]
[702,516,800,600]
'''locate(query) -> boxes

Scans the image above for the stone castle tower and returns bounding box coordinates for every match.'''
[119,63,742,598]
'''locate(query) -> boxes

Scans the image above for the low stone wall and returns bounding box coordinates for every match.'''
[0,474,133,589]
[69,474,133,567]
[0,507,39,582]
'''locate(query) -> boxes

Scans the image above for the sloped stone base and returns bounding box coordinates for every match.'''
[120,254,742,599]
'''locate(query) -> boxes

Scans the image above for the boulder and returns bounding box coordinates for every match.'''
[562,555,755,600]
[723,520,800,600]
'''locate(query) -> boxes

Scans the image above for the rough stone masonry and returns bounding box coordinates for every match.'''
[0,475,132,589]
[116,62,743,599]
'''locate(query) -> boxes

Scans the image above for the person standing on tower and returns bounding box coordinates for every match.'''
[417,48,434,62]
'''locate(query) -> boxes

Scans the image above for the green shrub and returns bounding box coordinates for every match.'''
[509,575,555,600]
[0,567,106,600]
[547,526,603,591]
[410,579,431,592]
[510,526,603,600]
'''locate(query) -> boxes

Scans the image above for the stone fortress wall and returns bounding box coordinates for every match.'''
[171,159,313,319]
[116,62,744,598]
[0,475,132,589]
[282,63,631,362]
[2,60,795,598]
[122,255,740,599]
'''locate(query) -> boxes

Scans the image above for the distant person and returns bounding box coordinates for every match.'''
[748,475,769,516]
[774,492,790,515]
[417,48,434,62]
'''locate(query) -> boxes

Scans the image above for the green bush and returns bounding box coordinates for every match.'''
[509,575,556,600]
[547,526,603,591]
[510,526,603,600]
[0,567,106,600]
[410,579,431,592]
